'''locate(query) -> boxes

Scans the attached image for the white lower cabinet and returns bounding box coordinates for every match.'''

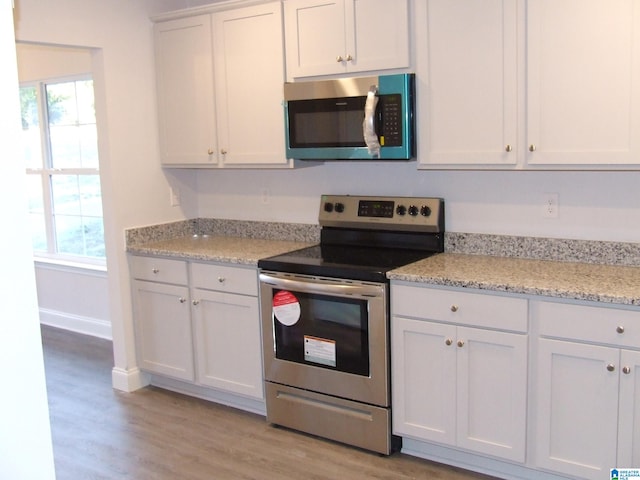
[131,255,263,406]
[391,283,528,463]
[532,300,640,479]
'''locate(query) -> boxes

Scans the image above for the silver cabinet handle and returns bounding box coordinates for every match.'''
[152,268,159,274]
[616,325,625,334]
[445,338,453,346]
[192,299,200,306]
[179,297,186,303]
[336,55,343,62]
[505,144,512,152]
[220,149,227,155]
[207,148,214,155]
[529,144,536,152]
[345,54,353,61]
[457,340,465,348]
[217,276,226,283]
[450,305,459,312]
[607,363,616,372]
[622,366,632,375]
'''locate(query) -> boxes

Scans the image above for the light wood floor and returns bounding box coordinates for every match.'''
[42,325,498,480]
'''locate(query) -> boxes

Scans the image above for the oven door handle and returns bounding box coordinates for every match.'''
[259,273,384,298]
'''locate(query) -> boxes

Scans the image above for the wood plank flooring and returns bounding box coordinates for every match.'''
[42,326,498,480]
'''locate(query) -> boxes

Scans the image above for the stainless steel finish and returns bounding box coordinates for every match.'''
[445,338,453,346]
[260,271,389,407]
[617,325,625,334]
[318,195,443,232]
[529,144,537,152]
[284,75,380,101]
[607,363,616,372]
[265,382,392,454]
[457,340,465,348]
[505,144,512,152]
[623,366,632,374]
[450,305,459,312]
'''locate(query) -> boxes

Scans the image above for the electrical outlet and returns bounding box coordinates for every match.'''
[543,193,558,218]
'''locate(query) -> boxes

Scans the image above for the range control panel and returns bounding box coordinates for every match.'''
[319,195,444,233]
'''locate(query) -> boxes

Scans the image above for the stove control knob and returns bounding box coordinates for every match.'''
[334,202,345,213]
[323,202,334,213]
[420,205,432,217]
[408,205,419,216]
[396,205,407,216]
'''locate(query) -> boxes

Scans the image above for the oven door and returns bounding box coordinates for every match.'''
[259,271,389,407]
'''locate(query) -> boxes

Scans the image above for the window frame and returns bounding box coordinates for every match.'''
[21,74,106,267]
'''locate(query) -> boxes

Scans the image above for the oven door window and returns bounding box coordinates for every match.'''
[272,289,369,376]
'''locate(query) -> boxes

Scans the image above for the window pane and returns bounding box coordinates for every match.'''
[55,214,105,258]
[25,175,46,252]
[20,86,43,169]
[79,175,103,217]
[47,80,98,169]
[52,175,81,215]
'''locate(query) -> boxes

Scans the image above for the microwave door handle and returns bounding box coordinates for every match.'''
[363,86,381,157]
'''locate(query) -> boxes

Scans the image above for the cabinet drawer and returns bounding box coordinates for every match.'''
[533,300,640,348]
[130,256,188,284]
[190,262,258,296]
[391,284,528,333]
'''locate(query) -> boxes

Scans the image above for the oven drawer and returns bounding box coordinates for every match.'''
[191,262,258,296]
[265,382,394,455]
[130,255,188,284]
[392,284,528,333]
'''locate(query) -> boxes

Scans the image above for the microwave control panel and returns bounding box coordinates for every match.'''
[379,95,402,146]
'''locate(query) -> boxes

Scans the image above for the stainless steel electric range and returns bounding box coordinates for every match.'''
[258,194,445,454]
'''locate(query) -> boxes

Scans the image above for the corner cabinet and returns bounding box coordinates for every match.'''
[130,255,264,412]
[531,300,640,479]
[417,0,640,170]
[154,2,290,168]
[391,283,528,463]
[283,0,410,79]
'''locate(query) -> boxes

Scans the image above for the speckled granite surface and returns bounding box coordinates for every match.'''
[127,234,313,266]
[389,253,640,306]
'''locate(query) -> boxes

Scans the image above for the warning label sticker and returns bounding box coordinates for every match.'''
[304,335,336,367]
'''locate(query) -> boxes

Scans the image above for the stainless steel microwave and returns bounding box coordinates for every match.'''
[283,73,415,160]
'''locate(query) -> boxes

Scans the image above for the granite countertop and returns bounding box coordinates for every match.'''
[389,253,640,306]
[127,234,314,266]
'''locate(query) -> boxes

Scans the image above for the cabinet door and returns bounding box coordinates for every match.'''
[535,338,619,480]
[132,280,194,381]
[346,0,409,73]
[213,3,288,166]
[192,288,263,399]
[284,0,346,77]
[527,0,640,166]
[417,0,518,167]
[456,327,527,462]
[618,349,640,467]
[154,15,218,166]
[391,316,457,445]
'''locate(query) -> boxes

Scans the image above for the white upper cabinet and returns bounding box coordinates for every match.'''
[154,15,218,166]
[154,2,290,168]
[416,0,519,167]
[526,0,640,166]
[212,3,288,166]
[284,0,410,79]
[418,0,640,169]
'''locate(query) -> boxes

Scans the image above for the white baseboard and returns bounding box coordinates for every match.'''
[111,366,150,392]
[39,307,112,340]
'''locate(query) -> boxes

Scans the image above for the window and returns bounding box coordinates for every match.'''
[20,78,105,263]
